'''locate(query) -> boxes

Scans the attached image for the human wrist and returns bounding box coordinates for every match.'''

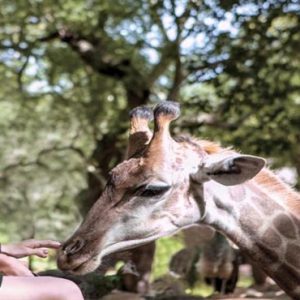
[0,253,13,270]
[0,244,8,255]
[0,253,7,264]
[0,255,33,277]
[0,244,13,257]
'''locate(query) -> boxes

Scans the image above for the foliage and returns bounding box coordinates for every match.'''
[152,236,183,279]
[180,0,300,178]
[0,0,299,242]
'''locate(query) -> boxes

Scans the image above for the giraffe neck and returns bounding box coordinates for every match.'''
[200,179,300,298]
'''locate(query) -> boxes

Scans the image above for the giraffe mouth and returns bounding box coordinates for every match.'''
[61,254,100,275]
[100,227,181,259]
[67,228,181,275]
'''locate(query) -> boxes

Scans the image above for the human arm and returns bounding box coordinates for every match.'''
[0,253,34,276]
[0,239,61,258]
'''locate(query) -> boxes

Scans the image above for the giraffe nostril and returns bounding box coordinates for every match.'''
[63,238,85,256]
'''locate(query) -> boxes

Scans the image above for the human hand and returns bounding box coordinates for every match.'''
[1,239,61,258]
[0,254,34,277]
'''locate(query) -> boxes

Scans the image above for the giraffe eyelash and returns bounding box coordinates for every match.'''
[138,185,171,198]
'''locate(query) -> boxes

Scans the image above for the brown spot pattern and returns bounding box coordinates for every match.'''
[256,242,280,265]
[285,244,300,269]
[262,228,283,248]
[292,216,300,236]
[239,205,262,235]
[273,264,300,292]
[252,195,282,216]
[274,213,297,239]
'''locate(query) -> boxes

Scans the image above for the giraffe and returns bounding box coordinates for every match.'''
[58,101,300,299]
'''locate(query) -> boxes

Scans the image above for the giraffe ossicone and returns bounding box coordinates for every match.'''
[58,101,300,299]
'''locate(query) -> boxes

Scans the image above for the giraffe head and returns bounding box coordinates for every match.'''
[57,101,265,274]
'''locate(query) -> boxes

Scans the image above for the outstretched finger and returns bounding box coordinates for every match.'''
[29,248,49,258]
[24,239,61,249]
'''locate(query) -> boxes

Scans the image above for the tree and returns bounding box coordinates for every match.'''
[181,0,300,184]
[0,0,299,240]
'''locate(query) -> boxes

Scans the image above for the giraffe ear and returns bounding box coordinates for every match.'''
[202,154,266,186]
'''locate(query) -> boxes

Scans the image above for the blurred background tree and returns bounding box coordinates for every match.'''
[0,0,299,251]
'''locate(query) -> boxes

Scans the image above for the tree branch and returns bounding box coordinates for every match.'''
[17,55,30,92]
[148,0,170,42]
[0,144,88,181]
[39,28,129,79]
[181,111,253,131]
[167,47,183,101]
[147,41,177,87]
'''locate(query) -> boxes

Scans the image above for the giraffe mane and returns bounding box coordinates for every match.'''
[198,139,231,154]
[176,136,232,154]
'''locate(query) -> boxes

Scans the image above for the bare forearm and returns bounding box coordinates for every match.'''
[0,243,26,258]
[0,253,33,276]
[0,244,15,257]
[0,253,8,271]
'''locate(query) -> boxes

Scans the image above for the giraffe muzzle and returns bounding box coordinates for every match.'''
[62,237,86,256]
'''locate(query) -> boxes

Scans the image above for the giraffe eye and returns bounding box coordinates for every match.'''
[139,185,170,198]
